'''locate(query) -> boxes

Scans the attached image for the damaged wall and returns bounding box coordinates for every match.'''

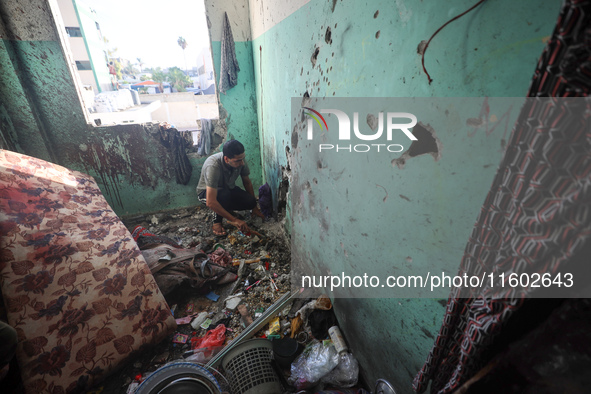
[0,0,230,216]
[246,0,560,392]
[205,0,263,192]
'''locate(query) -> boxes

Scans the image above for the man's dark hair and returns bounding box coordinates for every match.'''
[223,140,245,159]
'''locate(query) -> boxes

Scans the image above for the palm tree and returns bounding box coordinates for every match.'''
[152,67,166,93]
[177,36,188,74]
[168,66,191,92]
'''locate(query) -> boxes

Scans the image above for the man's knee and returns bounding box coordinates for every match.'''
[216,188,232,208]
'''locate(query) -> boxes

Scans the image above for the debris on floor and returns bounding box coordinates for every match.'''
[91,206,367,393]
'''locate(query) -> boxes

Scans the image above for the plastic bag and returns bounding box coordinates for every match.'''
[289,340,339,390]
[185,345,223,363]
[321,352,359,388]
[191,324,226,350]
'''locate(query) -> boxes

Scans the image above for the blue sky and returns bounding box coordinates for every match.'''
[82,0,211,70]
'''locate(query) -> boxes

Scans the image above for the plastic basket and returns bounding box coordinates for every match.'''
[221,339,282,394]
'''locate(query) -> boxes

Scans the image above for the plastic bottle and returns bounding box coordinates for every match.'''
[328,326,348,354]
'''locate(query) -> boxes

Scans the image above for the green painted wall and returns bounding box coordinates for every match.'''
[0,39,54,158]
[210,41,263,192]
[249,0,561,391]
[0,2,207,217]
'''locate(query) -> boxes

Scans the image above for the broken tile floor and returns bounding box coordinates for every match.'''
[93,206,299,393]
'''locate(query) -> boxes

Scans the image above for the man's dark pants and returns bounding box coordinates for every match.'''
[198,187,256,223]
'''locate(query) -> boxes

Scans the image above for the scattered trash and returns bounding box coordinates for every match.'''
[329,325,348,354]
[191,324,226,351]
[289,340,340,390]
[183,345,224,363]
[245,279,261,291]
[126,381,140,394]
[190,311,209,330]
[206,291,220,302]
[269,317,281,335]
[172,333,189,344]
[316,294,333,310]
[290,315,303,338]
[231,255,270,266]
[208,247,233,266]
[237,304,253,328]
[175,313,199,325]
[321,352,360,388]
[254,307,265,319]
[269,275,279,291]
[185,303,194,314]
[200,318,213,330]
[309,309,339,339]
[272,337,303,369]
[225,295,242,310]
[105,206,294,394]
[296,331,309,344]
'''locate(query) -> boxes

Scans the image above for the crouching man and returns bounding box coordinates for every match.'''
[197,140,264,236]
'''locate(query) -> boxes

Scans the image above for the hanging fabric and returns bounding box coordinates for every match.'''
[414,1,591,392]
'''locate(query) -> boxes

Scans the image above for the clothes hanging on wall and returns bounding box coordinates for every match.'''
[413,1,591,393]
[197,118,213,156]
[158,126,193,185]
[219,12,240,94]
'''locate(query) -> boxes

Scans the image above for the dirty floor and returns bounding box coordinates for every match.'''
[95,206,294,393]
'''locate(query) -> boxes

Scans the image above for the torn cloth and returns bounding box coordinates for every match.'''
[218,12,240,94]
[158,126,193,185]
[413,1,591,392]
[197,118,213,156]
[141,245,237,295]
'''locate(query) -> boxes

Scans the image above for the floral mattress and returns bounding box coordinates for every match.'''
[0,150,176,393]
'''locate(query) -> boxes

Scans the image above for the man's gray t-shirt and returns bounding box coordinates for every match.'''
[196,152,250,195]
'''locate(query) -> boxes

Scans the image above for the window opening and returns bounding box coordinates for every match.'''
[51,0,219,130]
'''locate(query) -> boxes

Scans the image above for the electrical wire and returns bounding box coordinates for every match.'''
[421,0,488,84]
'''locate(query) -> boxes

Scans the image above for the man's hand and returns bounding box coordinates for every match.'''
[252,206,265,219]
[231,219,250,233]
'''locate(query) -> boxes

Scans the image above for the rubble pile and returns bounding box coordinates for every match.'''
[94,207,291,391]
[91,206,363,394]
